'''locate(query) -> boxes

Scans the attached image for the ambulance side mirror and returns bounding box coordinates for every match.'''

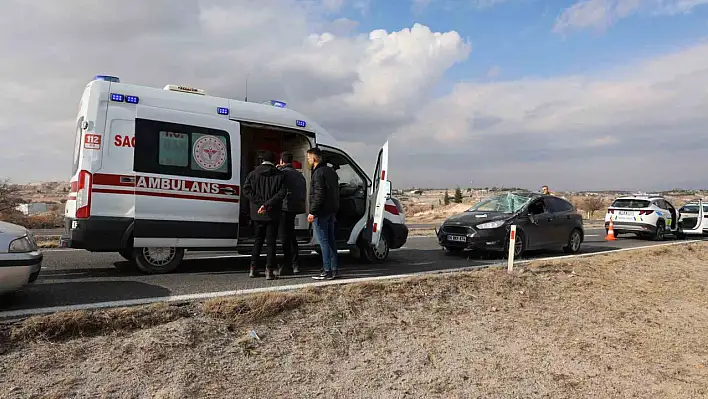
[384,180,392,198]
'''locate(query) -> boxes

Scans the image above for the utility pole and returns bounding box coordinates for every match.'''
[244,72,251,102]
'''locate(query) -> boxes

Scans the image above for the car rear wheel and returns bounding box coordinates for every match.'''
[134,247,184,274]
[563,229,583,254]
[652,222,666,241]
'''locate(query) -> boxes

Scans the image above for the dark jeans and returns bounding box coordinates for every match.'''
[279,211,300,269]
[313,214,338,272]
[251,220,279,269]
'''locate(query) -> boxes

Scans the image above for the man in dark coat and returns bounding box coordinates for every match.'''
[242,151,286,280]
[277,151,307,276]
[306,147,340,280]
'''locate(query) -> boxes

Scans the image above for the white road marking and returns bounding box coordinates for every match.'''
[1,239,703,320]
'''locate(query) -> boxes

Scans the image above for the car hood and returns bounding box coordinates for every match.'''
[443,211,512,226]
[0,220,28,237]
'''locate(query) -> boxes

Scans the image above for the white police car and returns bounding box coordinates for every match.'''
[605,195,681,240]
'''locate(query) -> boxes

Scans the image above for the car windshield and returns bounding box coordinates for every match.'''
[467,193,533,214]
[611,199,650,208]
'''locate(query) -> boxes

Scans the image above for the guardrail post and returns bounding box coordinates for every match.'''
[507,225,517,272]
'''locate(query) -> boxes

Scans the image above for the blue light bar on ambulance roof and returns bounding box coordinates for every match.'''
[217,107,229,115]
[95,75,120,83]
[270,100,287,108]
[111,93,139,104]
[296,120,306,128]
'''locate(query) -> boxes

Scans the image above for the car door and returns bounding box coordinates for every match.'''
[524,198,553,248]
[363,141,389,248]
[663,199,678,231]
[132,106,241,248]
[544,197,575,244]
[319,146,369,242]
[655,199,672,230]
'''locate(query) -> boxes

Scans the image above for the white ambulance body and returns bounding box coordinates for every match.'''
[63,75,408,273]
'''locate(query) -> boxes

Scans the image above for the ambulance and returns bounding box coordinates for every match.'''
[62,75,408,274]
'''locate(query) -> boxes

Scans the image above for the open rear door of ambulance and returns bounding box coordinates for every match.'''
[363,141,390,258]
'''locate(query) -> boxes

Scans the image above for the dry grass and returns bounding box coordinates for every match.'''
[36,237,60,248]
[202,292,314,324]
[2,242,708,398]
[6,303,191,343]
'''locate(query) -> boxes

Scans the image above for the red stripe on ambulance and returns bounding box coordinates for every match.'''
[90,173,239,202]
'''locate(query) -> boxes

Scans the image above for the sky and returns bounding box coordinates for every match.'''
[1,0,707,191]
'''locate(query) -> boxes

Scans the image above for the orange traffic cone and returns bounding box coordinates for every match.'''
[605,219,617,241]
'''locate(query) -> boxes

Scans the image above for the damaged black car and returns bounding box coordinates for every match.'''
[435,192,584,257]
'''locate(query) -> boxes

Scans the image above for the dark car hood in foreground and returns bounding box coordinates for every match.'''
[443,211,513,227]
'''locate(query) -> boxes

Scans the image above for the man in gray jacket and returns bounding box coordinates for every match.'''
[277,151,307,275]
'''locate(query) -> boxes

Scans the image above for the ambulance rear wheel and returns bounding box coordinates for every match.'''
[134,247,184,274]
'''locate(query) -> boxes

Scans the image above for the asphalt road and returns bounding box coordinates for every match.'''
[3,227,698,315]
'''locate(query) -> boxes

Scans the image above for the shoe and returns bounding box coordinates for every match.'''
[292,264,300,275]
[265,268,276,281]
[312,271,332,280]
[249,265,260,278]
[328,270,339,280]
[276,265,291,277]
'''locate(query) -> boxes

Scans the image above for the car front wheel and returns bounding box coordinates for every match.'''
[505,230,525,258]
[360,233,390,263]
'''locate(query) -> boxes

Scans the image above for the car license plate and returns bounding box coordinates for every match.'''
[448,235,466,242]
[618,211,633,216]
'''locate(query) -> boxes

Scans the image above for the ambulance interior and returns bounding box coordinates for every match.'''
[239,123,313,242]
[238,123,369,244]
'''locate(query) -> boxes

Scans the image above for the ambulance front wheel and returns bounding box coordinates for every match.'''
[133,247,185,274]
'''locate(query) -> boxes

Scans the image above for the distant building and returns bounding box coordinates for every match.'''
[16,202,48,216]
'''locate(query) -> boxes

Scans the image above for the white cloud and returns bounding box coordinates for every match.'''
[389,42,708,190]
[0,0,707,191]
[0,0,469,183]
[554,0,708,33]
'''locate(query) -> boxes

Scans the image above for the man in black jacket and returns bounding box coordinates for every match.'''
[242,151,286,280]
[276,151,307,276]
[306,147,340,280]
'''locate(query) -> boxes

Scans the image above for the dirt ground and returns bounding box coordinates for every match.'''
[2,242,708,398]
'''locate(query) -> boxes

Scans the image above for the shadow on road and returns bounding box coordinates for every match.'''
[0,280,172,311]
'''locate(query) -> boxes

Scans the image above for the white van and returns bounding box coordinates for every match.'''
[62,75,408,274]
